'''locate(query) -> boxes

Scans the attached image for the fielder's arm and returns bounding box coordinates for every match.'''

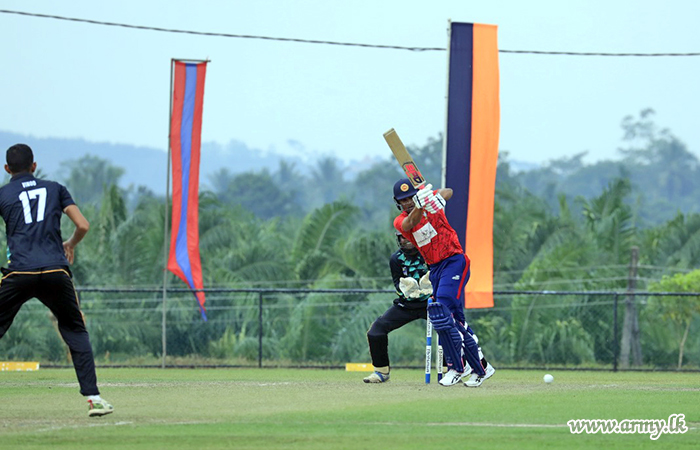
[63,204,90,264]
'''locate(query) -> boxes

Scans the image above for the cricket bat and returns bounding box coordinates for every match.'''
[383,128,426,189]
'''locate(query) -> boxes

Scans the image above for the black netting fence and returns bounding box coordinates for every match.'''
[1,288,698,371]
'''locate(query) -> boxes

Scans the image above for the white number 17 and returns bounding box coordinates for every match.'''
[19,188,47,224]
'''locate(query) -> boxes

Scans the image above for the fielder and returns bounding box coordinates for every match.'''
[392,178,495,387]
[0,144,113,416]
[364,230,436,383]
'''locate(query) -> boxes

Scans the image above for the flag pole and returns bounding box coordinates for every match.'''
[436,19,454,381]
[162,58,175,369]
[441,19,452,188]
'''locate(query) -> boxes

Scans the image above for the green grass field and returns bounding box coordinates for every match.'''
[1,368,698,449]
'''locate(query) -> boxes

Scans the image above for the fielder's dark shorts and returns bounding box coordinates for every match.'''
[0,267,99,395]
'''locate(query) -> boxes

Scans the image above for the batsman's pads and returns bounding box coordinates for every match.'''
[456,320,486,376]
[466,324,478,341]
[418,271,432,296]
[427,302,465,373]
[465,324,485,359]
[399,277,421,298]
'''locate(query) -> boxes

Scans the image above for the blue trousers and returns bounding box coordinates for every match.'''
[428,253,470,325]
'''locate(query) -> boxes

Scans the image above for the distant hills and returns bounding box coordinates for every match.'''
[0,131,335,194]
[0,131,542,195]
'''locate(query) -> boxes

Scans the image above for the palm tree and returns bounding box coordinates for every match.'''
[58,155,125,206]
[309,157,346,207]
[642,213,700,271]
[291,201,359,284]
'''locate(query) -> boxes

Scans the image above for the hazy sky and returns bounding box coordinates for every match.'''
[2,0,699,166]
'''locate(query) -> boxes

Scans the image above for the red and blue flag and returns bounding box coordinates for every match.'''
[168,60,208,320]
[444,23,499,309]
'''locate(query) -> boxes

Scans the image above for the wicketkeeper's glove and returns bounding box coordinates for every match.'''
[399,277,422,298]
[418,271,432,296]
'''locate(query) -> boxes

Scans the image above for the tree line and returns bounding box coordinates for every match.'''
[0,109,698,369]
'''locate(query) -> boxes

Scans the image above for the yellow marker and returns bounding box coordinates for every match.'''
[345,363,374,372]
[0,361,40,371]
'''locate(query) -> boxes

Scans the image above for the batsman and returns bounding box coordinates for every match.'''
[392,178,495,387]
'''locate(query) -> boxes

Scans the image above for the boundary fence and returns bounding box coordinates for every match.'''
[3,288,698,372]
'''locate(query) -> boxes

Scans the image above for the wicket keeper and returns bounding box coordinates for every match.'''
[364,230,436,383]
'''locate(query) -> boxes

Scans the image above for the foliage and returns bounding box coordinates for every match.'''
[646,271,700,368]
[58,155,125,206]
[512,109,700,226]
[209,168,299,219]
[642,212,700,270]
[1,112,700,369]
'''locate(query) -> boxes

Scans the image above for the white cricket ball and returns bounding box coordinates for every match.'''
[543,374,554,383]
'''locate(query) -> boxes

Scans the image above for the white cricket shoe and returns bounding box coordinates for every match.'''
[438,369,466,386]
[464,363,495,388]
[363,371,390,383]
[87,397,114,417]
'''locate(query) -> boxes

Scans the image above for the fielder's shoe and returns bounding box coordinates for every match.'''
[438,369,466,386]
[363,371,390,383]
[464,363,496,388]
[88,398,114,417]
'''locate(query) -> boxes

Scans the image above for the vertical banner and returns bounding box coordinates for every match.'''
[444,22,499,309]
[168,60,208,320]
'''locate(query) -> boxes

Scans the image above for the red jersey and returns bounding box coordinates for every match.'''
[393,208,469,266]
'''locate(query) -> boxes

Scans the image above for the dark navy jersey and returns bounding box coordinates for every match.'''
[0,173,75,270]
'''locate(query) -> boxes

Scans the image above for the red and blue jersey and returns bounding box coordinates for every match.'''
[393,208,469,267]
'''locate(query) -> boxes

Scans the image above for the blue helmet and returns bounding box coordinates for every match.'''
[393,178,417,201]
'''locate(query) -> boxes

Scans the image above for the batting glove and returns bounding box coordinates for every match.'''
[424,192,446,214]
[412,184,435,209]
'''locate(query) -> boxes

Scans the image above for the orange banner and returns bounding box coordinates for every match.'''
[465,24,499,308]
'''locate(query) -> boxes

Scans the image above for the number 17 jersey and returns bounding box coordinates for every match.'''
[0,173,75,270]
